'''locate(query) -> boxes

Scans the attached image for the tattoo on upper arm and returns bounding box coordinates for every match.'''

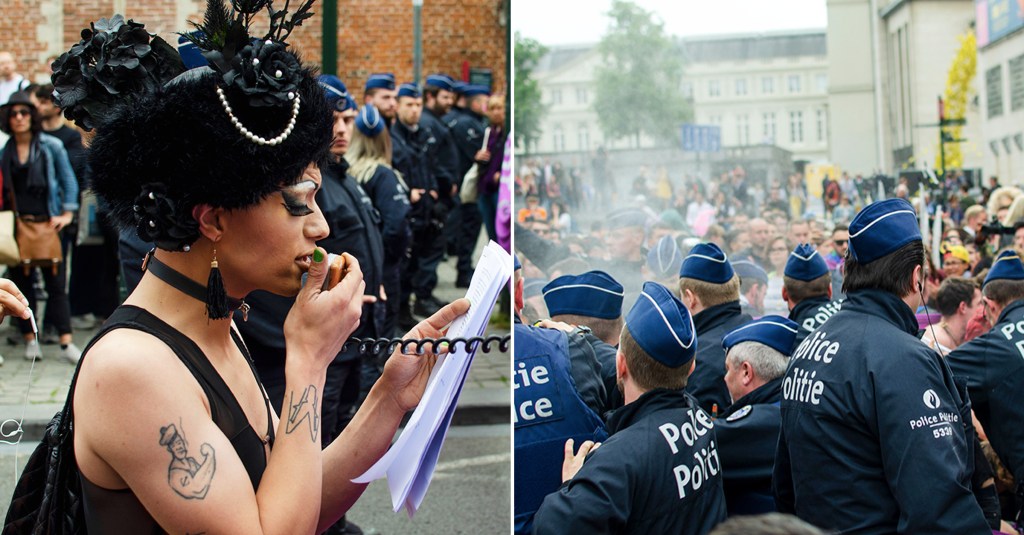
[159,421,216,500]
[285,385,320,443]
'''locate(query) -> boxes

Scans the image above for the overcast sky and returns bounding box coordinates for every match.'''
[514,0,828,45]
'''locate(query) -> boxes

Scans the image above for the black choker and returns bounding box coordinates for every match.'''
[144,252,250,321]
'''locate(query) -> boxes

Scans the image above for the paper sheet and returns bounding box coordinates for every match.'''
[353,241,512,516]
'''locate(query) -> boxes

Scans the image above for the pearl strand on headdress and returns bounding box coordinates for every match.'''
[216,86,300,146]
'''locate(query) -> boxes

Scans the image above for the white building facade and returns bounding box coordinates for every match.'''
[524,30,831,164]
[977,0,1024,184]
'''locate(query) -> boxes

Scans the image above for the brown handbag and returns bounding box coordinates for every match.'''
[16,215,62,269]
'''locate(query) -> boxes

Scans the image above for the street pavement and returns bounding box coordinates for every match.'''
[0,238,512,520]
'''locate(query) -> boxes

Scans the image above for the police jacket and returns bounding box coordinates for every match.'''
[715,377,781,516]
[788,296,843,349]
[446,107,487,182]
[774,289,990,534]
[238,159,384,363]
[357,164,410,266]
[420,108,459,202]
[947,299,1024,484]
[565,328,609,417]
[688,301,752,416]
[586,333,624,414]
[390,120,434,192]
[515,324,608,535]
[533,388,727,535]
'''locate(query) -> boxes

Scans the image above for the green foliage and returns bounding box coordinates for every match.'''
[593,0,690,144]
[514,32,548,153]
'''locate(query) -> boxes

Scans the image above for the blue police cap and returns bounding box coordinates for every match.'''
[397,83,421,99]
[177,34,208,69]
[365,73,396,91]
[784,243,829,281]
[355,104,385,137]
[984,250,1024,286]
[647,235,684,279]
[462,84,490,98]
[732,260,768,285]
[680,243,735,284]
[543,271,624,320]
[722,315,799,356]
[514,254,522,271]
[425,74,455,92]
[452,81,468,95]
[848,198,921,264]
[625,282,697,368]
[318,74,356,112]
[607,208,648,230]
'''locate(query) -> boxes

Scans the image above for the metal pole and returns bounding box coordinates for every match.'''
[413,0,423,85]
[322,0,337,75]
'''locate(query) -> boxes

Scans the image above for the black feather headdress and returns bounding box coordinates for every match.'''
[51,0,331,251]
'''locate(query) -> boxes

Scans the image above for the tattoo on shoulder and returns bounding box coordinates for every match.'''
[159,420,216,500]
[285,385,320,443]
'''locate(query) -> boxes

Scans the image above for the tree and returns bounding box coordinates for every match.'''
[514,32,548,153]
[592,0,691,145]
[934,30,976,173]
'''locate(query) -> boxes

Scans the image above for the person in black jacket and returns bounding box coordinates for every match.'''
[716,315,797,516]
[773,198,990,534]
[236,75,384,535]
[782,243,842,349]
[678,243,752,416]
[446,84,489,287]
[533,281,727,535]
[947,250,1024,526]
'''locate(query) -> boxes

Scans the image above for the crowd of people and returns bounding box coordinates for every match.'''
[513,154,1024,534]
[0,4,507,533]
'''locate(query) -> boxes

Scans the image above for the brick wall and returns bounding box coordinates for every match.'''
[1,0,506,97]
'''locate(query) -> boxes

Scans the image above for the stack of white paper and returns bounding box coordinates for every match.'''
[353,241,512,516]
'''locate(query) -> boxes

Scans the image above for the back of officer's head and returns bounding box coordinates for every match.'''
[619,282,697,391]
[783,243,832,304]
[725,342,788,383]
[982,249,1024,307]
[842,199,924,298]
[722,316,797,391]
[709,513,826,535]
[678,243,740,310]
[543,271,625,345]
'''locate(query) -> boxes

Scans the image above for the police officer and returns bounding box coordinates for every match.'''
[716,316,797,516]
[533,282,727,534]
[773,199,989,533]
[513,256,608,535]
[645,234,685,289]
[543,270,624,413]
[783,243,842,348]
[362,72,397,124]
[238,75,383,535]
[391,83,445,323]
[947,250,1024,520]
[447,84,490,287]
[733,260,768,318]
[678,243,752,416]
[594,208,650,307]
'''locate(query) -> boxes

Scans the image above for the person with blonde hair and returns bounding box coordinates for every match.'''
[347,104,411,340]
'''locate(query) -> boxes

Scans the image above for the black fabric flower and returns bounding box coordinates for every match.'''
[50,15,185,131]
[220,39,301,107]
[133,184,200,251]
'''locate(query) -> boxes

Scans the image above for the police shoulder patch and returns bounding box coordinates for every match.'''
[725,405,753,422]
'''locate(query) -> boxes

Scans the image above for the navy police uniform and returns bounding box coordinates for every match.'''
[446,86,488,283]
[715,377,781,516]
[947,253,1024,488]
[688,301,750,416]
[773,199,989,534]
[533,282,727,535]
[514,323,608,535]
[788,296,843,348]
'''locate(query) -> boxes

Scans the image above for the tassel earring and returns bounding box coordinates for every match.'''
[206,248,230,319]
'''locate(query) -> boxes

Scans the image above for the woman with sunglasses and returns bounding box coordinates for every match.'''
[0,90,79,363]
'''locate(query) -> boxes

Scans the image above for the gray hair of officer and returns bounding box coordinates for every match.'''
[709,513,826,535]
[725,341,788,382]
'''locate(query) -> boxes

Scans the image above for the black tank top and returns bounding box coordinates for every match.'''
[79,305,275,534]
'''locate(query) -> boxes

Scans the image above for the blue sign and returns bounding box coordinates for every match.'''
[681,124,722,153]
[977,0,1024,47]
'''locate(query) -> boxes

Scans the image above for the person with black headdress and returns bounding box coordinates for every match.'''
[52,5,467,533]
[0,90,79,362]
